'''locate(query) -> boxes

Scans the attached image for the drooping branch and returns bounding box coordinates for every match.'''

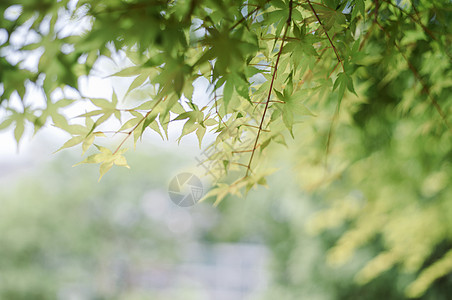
[245,0,293,177]
[306,0,348,169]
[376,21,452,134]
[306,0,344,72]
[209,61,229,131]
[383,0,438,42]
[230,1,269,31]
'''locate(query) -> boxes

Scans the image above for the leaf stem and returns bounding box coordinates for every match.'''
[112,96,166,155]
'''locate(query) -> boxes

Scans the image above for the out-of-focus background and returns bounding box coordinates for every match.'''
[1,128,451,300]
[0,9,451,297]
[0,141,353,300]
[1,50,451,299]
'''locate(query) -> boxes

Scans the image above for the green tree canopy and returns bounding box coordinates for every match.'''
[1,0,451,297]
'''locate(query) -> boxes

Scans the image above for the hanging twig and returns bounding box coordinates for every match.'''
[245,0,293,177]
[376,21,452,133]
[112,96,166,154]
[307,0,344,72]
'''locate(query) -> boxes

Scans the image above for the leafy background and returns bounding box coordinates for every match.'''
[1,0,452,298]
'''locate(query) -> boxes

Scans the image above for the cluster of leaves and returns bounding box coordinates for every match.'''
[206,161,452,300]
[1,0,451,297]
[0,0,363,180]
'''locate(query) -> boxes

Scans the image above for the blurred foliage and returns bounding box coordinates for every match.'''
[1,0,451,298]
[2,149,451,300]
[1,0,449,191]
[0,150,215,299]
[207,153,452,300]
[289,20,452,295]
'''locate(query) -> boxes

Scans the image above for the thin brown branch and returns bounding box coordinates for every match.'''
[253,100,285,104]
[327,61,341,79]
[294,46,330,91]
[210,61,229,130]
[214,89,228,129]
[307,0,348,169]
[232,144,261,153]
[245,0,293,177]
[376,21,452,133]
[359,22,376,51]
[307,0,344,72]
[383,0,438,42]
[102,131,130,134]
[241,124,271,132]
[231,162,252,170]
[230,1,268,31]
[359,1,379,51]
[112,96,166,155]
